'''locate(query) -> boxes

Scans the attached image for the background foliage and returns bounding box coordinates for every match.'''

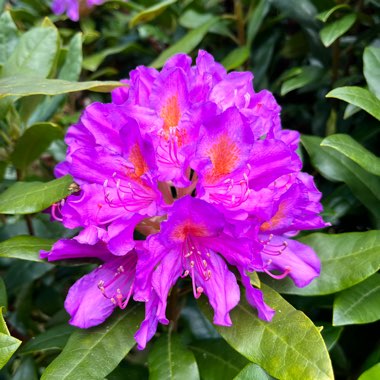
[0,0,379,379]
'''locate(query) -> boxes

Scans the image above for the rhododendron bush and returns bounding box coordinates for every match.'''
[0,1,379,379]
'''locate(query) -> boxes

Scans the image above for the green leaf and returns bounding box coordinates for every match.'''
[302,135,380,223]
[41,305,144,380]
[20,324,75,354]
[234,363,274,380]
[358,363,380,380]
[320,13,356,47]
[0,277,6,310]
[10,123,63,170]
[12,357,38,380]
[0,175,73,215]
[280,66,324,95]
[0,76,126,99]
[0,11,19,65]
[265,231,380,295]
[150,17,218,68]
[148,332,200,380]
[326,86,380,121]
[246,0,270,47]
[321,134,380,176]
[316,4,351,22]
[320,325,343,351]
[363,46,380,99]
[190,339,249,380]
[199,284,334,380]
[0,235,54,262]
[221,47,250,71]
[333,274,380,326]
[130,0,177,28]
[2,26,59,78]
[0,308,21,369]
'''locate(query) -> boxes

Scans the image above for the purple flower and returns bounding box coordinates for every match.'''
[42,50,328,349]
[51,0,107,21]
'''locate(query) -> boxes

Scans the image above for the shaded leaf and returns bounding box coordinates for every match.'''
[190,339,248,380]
[326,86,380,121]
[265,231,380,295]
[0,175,73,215]
[12,357,38,380]
[0,235,54,262]
[281,66,324,95]
[11,123,63,170]
[0,11,19,65]
[148,332,200,380]
[246,0,270,46]
[320,325,343,351]
[321,134,380,176]
[130,0,177,28]
[221,47,249,71]
[316,5,351,22]
[41,305,144,380]
[199,284,333,380]
[0,278,6,310]
[363,46,380,99]
[320,13,356,47]
[234,363,274,380]
[0,76,126,99]
[151,18,218,68]
[333,274,380,326]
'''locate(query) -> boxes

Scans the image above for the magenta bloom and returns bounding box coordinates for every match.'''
[43,50,328,349]
[51,0,106,21]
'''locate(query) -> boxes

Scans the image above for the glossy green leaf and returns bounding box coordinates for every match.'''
[148,332,200,380]
[0,278,6,310]
[326,86,380,121]
[200,284,334,380]
[0,307,21,369]
[302,135,380,222]
[265,231,380,295]
[20,324,76,354]
[151,18,218,68]
[333,274,380,326]
[11,123,63,170]
[130,0,177,28]
[0,235,54,262]
[0,175,73,215]
[221,47,249,71]
[320,13,356,47]
[2,26,59,78]
[234,363,274,380]
[316,5,351,22]
[41,305,144,380]
[363,46,380,99]
[0,76,126,99]
[281,66,324,95]
[358,363,380,380]
[190,339,248,380]
[0,11,19,65]
[246,0,270,46]
[321,134,380,176]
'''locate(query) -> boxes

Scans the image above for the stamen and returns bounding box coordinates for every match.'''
[263,266,291,280]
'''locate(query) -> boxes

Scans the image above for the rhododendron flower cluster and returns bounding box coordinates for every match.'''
[51,0,106,21]
[42,51,328,349]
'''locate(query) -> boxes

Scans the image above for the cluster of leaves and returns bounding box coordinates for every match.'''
[0,0,379,379]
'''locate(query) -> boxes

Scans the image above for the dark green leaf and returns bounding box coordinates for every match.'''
[0,235,54,262]
[41,305,144,380]
[363,46,380,99]
[281,66,324,95]
[358,363,380,380]
[326,86,380,121]
[0,175,73,215]
[148,332,200,380]
[130,0,177,28]
[2,26,59,78]
[12,357,38,380]
[0,11,19,65]
[320,13,356,47]
[272,0,318,27]
[234,363,274,380]
[200,284,333,380]
[320,325,343,351]
[221,47,249,71]
[11,123,63,170]
[265,231,380,295]
[0,277,6,310]
[246,0,270,47]
[316,5,351,22]
[321,134,380,176]
[302,135,380,223]
[190,339,248,380]
[20,324,76,354]
[0,76,126,99]
[333,274,380,326]
[151,18,218,68]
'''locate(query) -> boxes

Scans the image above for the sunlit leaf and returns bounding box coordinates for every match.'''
[358,363,380,380]
[320,13,356,47]
[0,307,21,369]
[363,46,380,99]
